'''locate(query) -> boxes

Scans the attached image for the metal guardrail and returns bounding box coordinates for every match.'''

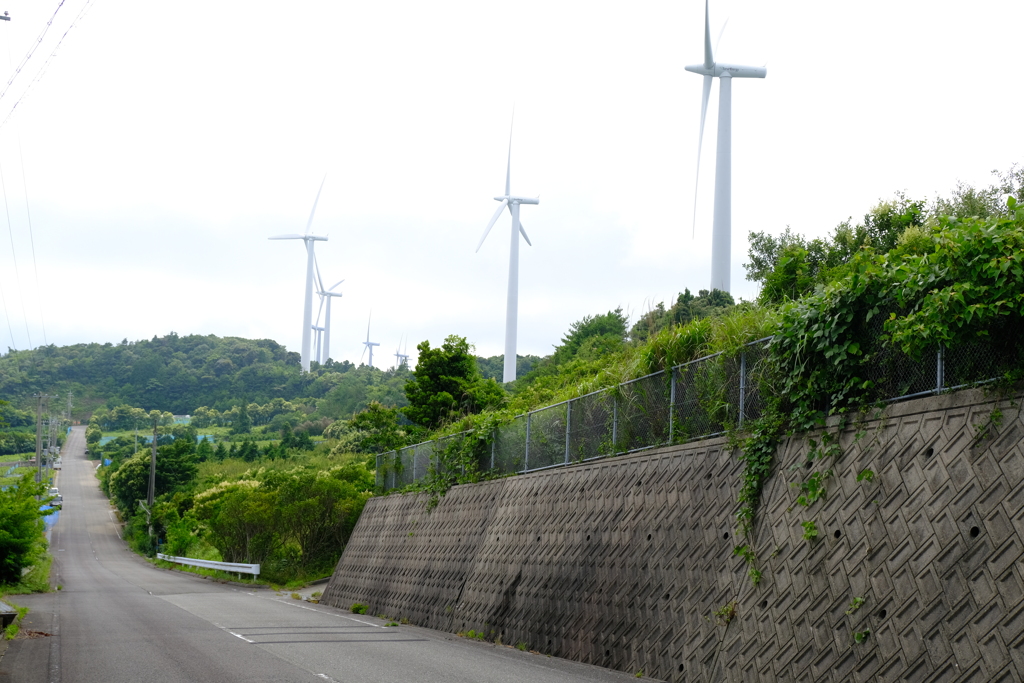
[157,553,260,576]
[376,334,1004,491]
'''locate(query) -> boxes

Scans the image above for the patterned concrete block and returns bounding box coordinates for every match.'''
[322,387,1024,682]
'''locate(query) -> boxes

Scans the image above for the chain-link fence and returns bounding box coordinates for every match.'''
[377,335,1007,491]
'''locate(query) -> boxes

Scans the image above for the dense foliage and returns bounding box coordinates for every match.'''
[773,198,1024,428]
[629,290,735,341]
[0,475,51,584]
[403,335,505,429]
[0,333,412,422]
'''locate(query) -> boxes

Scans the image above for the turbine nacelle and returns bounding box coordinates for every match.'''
[684,63,766,79]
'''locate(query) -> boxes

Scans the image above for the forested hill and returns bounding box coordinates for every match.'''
[0,333,318,414]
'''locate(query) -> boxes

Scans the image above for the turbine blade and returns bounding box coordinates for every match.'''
[329,279,344,292]
[506,108,514,197]
[305,174,327,234]
[716,18,729,57]
[268,233,305,240]
[519,222,532,246]
[476,198,509,252]
[692,73,713,237]
[366,312,371,342]
[313,252,325,294]
[315,294,325,326]
[703,0,714,68]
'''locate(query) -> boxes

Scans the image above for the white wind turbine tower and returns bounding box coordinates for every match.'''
[269,176,329,372]
[475,113,539,383]
[686,0,765,293]
[312,256,344,364]
[361,314,380,368]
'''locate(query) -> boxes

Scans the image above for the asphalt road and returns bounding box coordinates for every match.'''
[1,426,654,683]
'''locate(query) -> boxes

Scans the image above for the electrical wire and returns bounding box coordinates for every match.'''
[0,0,97,131]
[0,156,31,348]
[0,267,15,352]
[18,137,45,345]
[0,0,69,106]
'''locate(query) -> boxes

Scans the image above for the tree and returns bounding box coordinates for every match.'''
[550,309,629,365]
[231,402,252,434]
[403,335,505,429]
[0,474,50,583]
[629,292,734,342]
[348,402,406,453]
[196,437,214,463]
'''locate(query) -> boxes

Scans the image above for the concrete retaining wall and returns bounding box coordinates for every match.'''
[322,388,1024,682]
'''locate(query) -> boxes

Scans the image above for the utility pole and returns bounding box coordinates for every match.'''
[33,393,55,487]
[148,416,158,507]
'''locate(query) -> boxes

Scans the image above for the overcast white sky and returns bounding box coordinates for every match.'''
[0,0,1020,368]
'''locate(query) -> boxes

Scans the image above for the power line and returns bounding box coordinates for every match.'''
[0,0,69,106]
[0,0,97,131]
[0,155,30,347]
[18,137,44,344]
[0,264,15,352]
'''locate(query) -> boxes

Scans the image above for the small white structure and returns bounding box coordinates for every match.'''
[475,114,539,383]
[686,0,766,294]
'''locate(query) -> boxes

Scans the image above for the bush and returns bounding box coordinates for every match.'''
[0,474,51,584]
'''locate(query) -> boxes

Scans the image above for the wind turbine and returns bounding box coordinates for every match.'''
[686,0,765,293]
[312,255,344,364]
[394,336,409,369]
[475,113,539,383]
[269,176,329,372]
[361,314,380,368]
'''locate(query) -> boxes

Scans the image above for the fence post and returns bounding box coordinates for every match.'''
[491,430,496,471]
[565,400,572,465]
[612,395,618,455]
[936,345,945,392]
[669,367,676,444]
[525,413,531,471]
[376,453,382,489]
[738,350,747,429]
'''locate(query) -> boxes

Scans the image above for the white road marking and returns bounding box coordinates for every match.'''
[229,631,255,643]
[316,675,339,683]
[270,598,385,628]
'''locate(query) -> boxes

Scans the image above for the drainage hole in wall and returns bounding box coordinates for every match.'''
[805,460,813,469]
[605,650,611,658]
[970,526,980,538]
[679,664,685,673]
[925,447,934,457]
[636,479,642,487]
[548,640,552,647]
[723,532,729,540]
[878,609,887,619]
[834,530,841,539]
[647,533,652,541]
[665,593,670,600]
[537,536,541,542]
[586,534,591,541]
[760,599,768,609]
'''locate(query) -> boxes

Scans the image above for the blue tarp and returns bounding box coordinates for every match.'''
[40,504,59,531]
